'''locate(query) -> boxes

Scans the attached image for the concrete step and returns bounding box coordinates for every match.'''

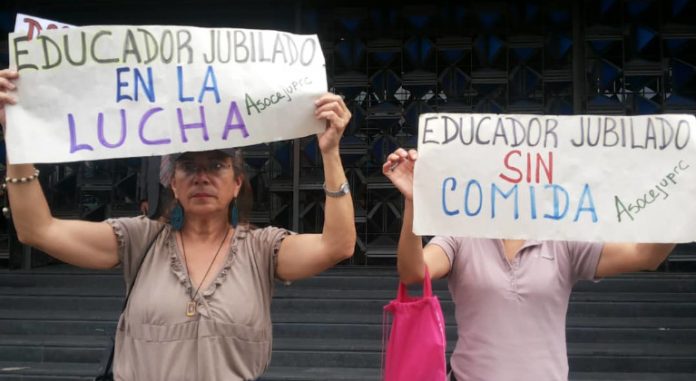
[0,361,97,379]
[263,349,696,373]
[1,269,695,293]
[2,326,696,349]
[0,335,110,348]
[0,309,119,321]
[1,336,694,371]
[0,266,694,380]
[4,334,693,357]
[0,272,122,288]
[0,343,104,365]
[569,372,696,381]
[2,309,695,331]
[1,363,694,381]
[0,296,122,311]
[3,294,695,317]
[0,320,116,336]
[259,369,696,381]
[569,355,696,373]
[3,323,695,349]
[273,323,696,344]
[3,285,696,304]
[271,339,696,358]
[259,367,380,381]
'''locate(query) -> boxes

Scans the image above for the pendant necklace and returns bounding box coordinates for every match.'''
[180,227,230,317]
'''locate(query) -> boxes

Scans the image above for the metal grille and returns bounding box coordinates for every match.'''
[0,0,695,266]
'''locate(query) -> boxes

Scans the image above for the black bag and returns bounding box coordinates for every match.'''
[94,337,115,381]
[94,226,165,381]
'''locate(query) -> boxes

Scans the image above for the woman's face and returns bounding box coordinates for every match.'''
[170,151,242,218]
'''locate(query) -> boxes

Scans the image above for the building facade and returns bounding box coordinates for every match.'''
[1,0,695,267]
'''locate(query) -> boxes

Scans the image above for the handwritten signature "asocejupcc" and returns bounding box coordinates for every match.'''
[614,160,690,222]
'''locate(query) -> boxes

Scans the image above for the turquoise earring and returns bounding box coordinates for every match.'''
[171,200,184,230]
[230,199,239,227]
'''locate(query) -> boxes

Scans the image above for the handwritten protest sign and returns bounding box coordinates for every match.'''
[14,13,74,40]
[413,113,696,242]
[6,25,326,164]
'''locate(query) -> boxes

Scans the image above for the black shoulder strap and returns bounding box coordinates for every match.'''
[120,224,166,311]
[94,224,166,380]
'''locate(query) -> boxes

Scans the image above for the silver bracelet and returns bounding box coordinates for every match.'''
[5,168,40,184]
[323,181,350,197]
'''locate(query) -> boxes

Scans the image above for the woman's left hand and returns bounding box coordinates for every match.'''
[315,93,351,154]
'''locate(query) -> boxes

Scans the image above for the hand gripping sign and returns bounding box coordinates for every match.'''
[413,113,696,243]
[6,25,327,164]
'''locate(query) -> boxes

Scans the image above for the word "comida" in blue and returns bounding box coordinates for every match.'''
[440,177,598,222]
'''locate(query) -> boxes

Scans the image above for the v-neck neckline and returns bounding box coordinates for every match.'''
[171,227,239,299]
[495,239,542,267]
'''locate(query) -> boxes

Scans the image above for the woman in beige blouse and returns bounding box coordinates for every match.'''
[0,68,356,380]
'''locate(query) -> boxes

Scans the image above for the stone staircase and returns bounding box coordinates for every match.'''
[0,266,694,380]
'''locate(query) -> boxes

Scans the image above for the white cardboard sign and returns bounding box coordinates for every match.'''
[14,13,74,40]
[6,25,327,164]
[413,113,696,243]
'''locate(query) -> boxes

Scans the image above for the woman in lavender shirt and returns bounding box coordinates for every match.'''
[383,148,676,381]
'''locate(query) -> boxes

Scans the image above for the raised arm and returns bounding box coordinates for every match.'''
[1,69,119,269]
[382,148,451,284]
[275,93,356,281]
[595,243,676,278]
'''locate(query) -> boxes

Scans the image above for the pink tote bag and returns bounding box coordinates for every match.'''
[382,268,447,381]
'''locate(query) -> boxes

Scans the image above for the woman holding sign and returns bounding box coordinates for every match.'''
[382,147,676,381]
[0,68,356,380]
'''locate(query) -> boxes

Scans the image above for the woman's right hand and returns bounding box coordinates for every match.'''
[382,148,418,201]
[0,69,19,129]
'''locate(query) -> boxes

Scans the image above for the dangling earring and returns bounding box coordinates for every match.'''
[230,198,239,228]
[171,200,184,230]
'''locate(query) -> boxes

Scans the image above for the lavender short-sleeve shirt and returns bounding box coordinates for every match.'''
[428,238,602,381]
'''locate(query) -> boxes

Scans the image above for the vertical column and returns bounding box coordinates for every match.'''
[292,1,302,231]
[572,0,585,113]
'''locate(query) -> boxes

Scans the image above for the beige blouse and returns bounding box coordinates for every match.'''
[106,216,290,381]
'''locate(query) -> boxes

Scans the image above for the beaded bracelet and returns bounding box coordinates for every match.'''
[5,168,40,184]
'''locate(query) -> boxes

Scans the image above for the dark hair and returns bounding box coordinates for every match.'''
[231,150,253,225]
